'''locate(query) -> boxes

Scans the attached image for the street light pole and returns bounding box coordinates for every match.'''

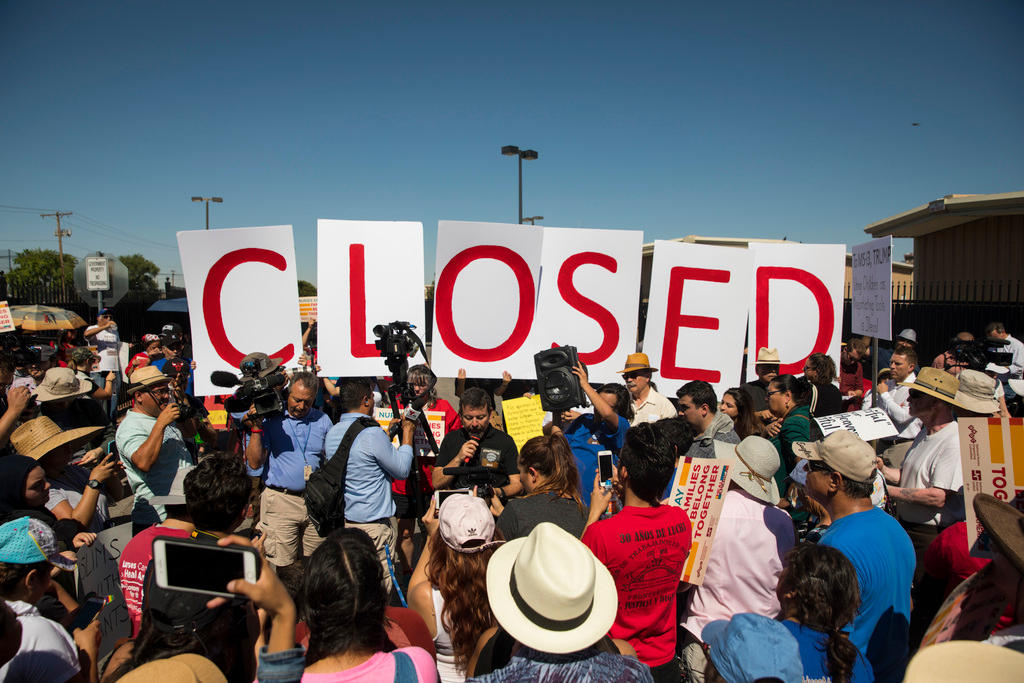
[191,196,223,229]
[501,146,538,224]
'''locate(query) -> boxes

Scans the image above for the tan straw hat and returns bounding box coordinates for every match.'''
[10,416,102,461]
[793,430,876,483]
[714,436,781,505]
[954,370,998,414]
[127,366,171,395]
[617,352,657,374]
[32,367,92,403]
[118,653,227,683]
[904,641,1024,683]
[899,367,966,410]
[755,347,780,364]
[486,522,617,654]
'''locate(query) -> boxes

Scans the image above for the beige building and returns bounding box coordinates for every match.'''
[864,190,1024,302]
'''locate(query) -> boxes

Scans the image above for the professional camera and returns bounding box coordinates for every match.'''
[164,358,197,422]
[442,465,502,501]
[209,355,288,417]
[950,336,1010,372]
[373,321,425,387]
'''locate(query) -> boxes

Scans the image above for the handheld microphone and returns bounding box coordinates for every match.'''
[464,434,482,464]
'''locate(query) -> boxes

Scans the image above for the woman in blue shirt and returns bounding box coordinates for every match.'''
[552,364,633,507]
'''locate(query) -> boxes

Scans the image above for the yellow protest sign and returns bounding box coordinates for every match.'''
[501,395,545,453]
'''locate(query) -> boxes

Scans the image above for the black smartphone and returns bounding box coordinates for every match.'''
[598,450,614,484]
[152,538,260,598]
[70,595,107,630]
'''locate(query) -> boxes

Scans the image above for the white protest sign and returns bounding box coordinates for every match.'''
[317,220,426,377]
[298,296,318,323]
[430,221,543,379]
[178,226,303,396]
[668,456,735,585]
[851,236,892,340]
[75,523,132,659]
[643,242,754,399]
[0,301,14,333]
[374,406,447,453]
[746,243,845,381]
[959,417,1024,558]
[529,227,642,383]
[813,407,898,441]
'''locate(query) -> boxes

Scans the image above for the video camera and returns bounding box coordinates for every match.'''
[949,336,1011,372]
[164,358,197,422]
[209,355,288,417]
[442,465,502,501]
[373,321,425,389]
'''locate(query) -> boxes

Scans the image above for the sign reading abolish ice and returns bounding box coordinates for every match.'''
[178,226,303,396]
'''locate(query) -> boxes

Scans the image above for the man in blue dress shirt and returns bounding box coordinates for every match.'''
[245,371,335,567]
[325,377,415,593]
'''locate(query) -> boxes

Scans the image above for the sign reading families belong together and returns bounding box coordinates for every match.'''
[177,221,848,396]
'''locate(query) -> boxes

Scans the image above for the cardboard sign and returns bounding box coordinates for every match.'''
[177,226,304,396]
[430,221,543,379]
[529,227,643,383]
[643,242,754,399]
[298,296,318,323]
[317,220,426,377]
[746,243,845,381]
[75,523,132,659]
[0,301,14,333]
[668,457,735,585]
[959,417,1024,558]
[375,407,447,453]
[920,563,1009,648]
[851,236,893,340]
[501,395,546,453]
[813,407,898,442]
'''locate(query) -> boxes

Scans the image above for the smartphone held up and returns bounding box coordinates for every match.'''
[152,538,260,598]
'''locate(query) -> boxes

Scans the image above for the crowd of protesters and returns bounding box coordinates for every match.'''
[0,309,1023,682]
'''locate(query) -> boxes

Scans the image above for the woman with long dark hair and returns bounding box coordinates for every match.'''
[766,374,812,497]
[777,543,873,682]
[719,388,764,439]
[489,434,586,539]
[409,495,501,682]
[303,528,436,680]
[803,353,843,418]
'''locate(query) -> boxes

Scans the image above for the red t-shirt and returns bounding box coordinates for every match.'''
[391,398,461,496]
[119,525,192,636]
[581,504,692,666]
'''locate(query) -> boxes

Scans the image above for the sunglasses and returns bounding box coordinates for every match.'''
[806,460,833,474]
[907,389,930,400]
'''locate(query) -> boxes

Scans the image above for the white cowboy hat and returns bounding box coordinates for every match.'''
[485,522,617,654]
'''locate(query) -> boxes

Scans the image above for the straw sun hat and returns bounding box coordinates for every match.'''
[10,416,102,461]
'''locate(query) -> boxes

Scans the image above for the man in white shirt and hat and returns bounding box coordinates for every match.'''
[618,353,676,426]
[742,347,780,415]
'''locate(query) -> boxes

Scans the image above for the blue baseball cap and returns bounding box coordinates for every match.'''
[0,516,76,571]
[703,613,803,683]
[98,308,113,316]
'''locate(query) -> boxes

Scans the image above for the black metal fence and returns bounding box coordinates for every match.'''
[844,279,1024,302]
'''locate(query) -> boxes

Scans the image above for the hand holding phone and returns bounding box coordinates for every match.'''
[598,450,614,486]
[70,595,108,631]
[153,538,261,598]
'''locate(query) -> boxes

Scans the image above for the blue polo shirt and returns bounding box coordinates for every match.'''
[564,413,629,506]
[325,412,413,523]
[259,408,333,491]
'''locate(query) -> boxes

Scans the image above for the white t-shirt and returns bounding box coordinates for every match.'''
[85,324,120,372]
[897,420,964,526]
[0,600,80,683]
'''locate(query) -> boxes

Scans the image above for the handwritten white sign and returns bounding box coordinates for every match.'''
[813,407,898,441]
[851,236,892,340]
[75,523,132,659]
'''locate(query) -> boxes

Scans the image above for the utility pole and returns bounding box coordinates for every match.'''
[41,211,72,297]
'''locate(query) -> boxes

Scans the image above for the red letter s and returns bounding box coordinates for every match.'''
[202,248,295,367]
[555,252,619,365]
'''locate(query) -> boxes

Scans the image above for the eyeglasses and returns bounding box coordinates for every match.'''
[806,460,833,474]
[908,389,929,400]
[766,390,783,397]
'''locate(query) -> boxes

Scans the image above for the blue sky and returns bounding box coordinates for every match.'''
[2,1,1022,284]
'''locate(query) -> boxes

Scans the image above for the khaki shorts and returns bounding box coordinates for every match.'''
[345,518,398,595]
[258,487,325,567]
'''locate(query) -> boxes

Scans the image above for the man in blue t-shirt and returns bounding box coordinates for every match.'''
[553,364,630,507]
[796,430,915,683]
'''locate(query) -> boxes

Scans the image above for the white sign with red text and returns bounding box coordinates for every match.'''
[529,227,643,383]
[430,221,543,379]
[316,220,426,377]
[745,242,845,381]
[177,226,303,396]
[642,241,753,399]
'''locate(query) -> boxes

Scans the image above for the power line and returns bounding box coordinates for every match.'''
[0,203,57,213]
[75,212,176,248]
[64,219,177,251]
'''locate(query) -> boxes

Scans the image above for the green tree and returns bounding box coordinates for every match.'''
[298,280,317,297]
[119,254,160,295]
[8,249,76,289]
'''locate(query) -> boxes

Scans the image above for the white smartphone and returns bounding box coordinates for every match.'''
[434,488,472,509]
[152,538,260,598]
[598,450,614,486]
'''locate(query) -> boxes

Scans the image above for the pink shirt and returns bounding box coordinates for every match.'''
[301,647,438,682]
[680,488,795,641]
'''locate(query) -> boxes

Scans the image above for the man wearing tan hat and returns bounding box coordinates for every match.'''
[618,353,676,426]
[741,347,780,414]
[876,367,967,577]
[115,366,196,535]
[35,367,113,451]
[796,430,915,682]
